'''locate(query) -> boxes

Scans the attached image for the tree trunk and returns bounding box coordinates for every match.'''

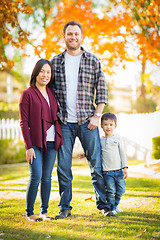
[140,60,146,99]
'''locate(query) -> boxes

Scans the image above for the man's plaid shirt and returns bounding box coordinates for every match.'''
[51,47,108,125]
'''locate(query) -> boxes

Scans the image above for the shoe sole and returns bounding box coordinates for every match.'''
[100,210,116,217]
[39,214,54,221]
[26,217,42,222]
[55,212,71,220]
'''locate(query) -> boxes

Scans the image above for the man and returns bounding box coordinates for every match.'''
[51,21,112,219]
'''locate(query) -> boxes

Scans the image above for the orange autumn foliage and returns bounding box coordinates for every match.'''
[37,0,132,74]
[120,0,160,66]
[37,0,160,75]
[0,0,33,71]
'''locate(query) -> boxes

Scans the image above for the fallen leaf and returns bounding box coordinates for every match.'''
[84,196,92,201]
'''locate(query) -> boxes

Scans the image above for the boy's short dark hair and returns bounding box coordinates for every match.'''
[63,21,83,34]
[101,112,117,125]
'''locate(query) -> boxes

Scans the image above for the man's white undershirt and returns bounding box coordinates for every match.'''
[65,52,82,123]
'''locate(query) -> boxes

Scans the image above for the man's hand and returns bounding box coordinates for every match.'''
[87,115,100,130]
[26,148,36,165]
[87,103,105,130]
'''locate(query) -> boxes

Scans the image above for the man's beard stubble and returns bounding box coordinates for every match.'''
[66,42,81,51]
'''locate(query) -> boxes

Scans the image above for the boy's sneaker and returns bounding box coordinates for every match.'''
[112,210,117,215]
[100,208,116,217]
[116,206,123,212]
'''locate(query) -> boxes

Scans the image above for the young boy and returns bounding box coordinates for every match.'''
[100,112,128,215]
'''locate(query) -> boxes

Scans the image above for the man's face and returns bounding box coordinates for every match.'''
[64,25,83,51]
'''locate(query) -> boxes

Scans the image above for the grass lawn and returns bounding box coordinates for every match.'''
[0,160,160,240]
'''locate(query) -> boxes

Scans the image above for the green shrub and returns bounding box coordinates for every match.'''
[0,102,19,119]
[152,136,160,160]
[0,110,19,119]
[0,139,25,164]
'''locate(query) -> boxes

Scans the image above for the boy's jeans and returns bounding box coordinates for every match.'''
[26,142,57,216]
[103,169,126,211]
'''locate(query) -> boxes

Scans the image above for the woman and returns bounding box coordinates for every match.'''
[19,59,63,222]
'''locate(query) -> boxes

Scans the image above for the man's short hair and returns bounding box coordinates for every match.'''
[63,21,83,34]
[101,112,117,125]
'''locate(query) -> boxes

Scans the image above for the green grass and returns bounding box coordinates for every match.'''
[127,160,146,165]
[0,161,160,240]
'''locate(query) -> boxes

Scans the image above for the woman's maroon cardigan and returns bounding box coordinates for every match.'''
[19,86,63,151]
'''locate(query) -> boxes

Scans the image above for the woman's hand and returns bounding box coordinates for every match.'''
[26,148,36,165]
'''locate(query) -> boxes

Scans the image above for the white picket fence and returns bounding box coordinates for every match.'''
[74,111,160,160]
[0,118,22,140]
[0,112,160,143]
[0,111,160,160]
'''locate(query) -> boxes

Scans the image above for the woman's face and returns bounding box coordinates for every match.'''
[36,64,51,88]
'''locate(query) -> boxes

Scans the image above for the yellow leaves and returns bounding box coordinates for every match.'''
[6,60,14,69]
[21,53,30,58]
[155,0,160,4]
[40,0,131,68]
[0,59,14,72]
[36,0,160,71]
[0,0,33,71]
[34,46,43,58]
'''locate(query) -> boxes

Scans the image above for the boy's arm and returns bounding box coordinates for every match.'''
[118,137,128,173]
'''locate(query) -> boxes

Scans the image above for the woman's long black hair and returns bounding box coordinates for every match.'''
[30,59,54,87]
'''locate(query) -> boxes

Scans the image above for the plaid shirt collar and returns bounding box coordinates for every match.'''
[59,46,88,63]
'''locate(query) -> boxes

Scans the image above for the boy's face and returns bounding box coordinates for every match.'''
[101,119,117,137]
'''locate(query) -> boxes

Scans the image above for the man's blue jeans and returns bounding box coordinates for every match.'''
[26,142,57,217]
[103,169,126,211]
[57,121,110,211]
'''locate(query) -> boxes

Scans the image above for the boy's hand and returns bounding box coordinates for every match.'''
[78,153,85,159]
[123,167,128,179]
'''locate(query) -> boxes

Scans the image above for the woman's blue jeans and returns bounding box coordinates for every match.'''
[103,169,126,211]
[26,142,57,217]
[57,121,110,211]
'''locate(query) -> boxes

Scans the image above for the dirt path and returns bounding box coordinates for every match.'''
[0,162,160,200]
